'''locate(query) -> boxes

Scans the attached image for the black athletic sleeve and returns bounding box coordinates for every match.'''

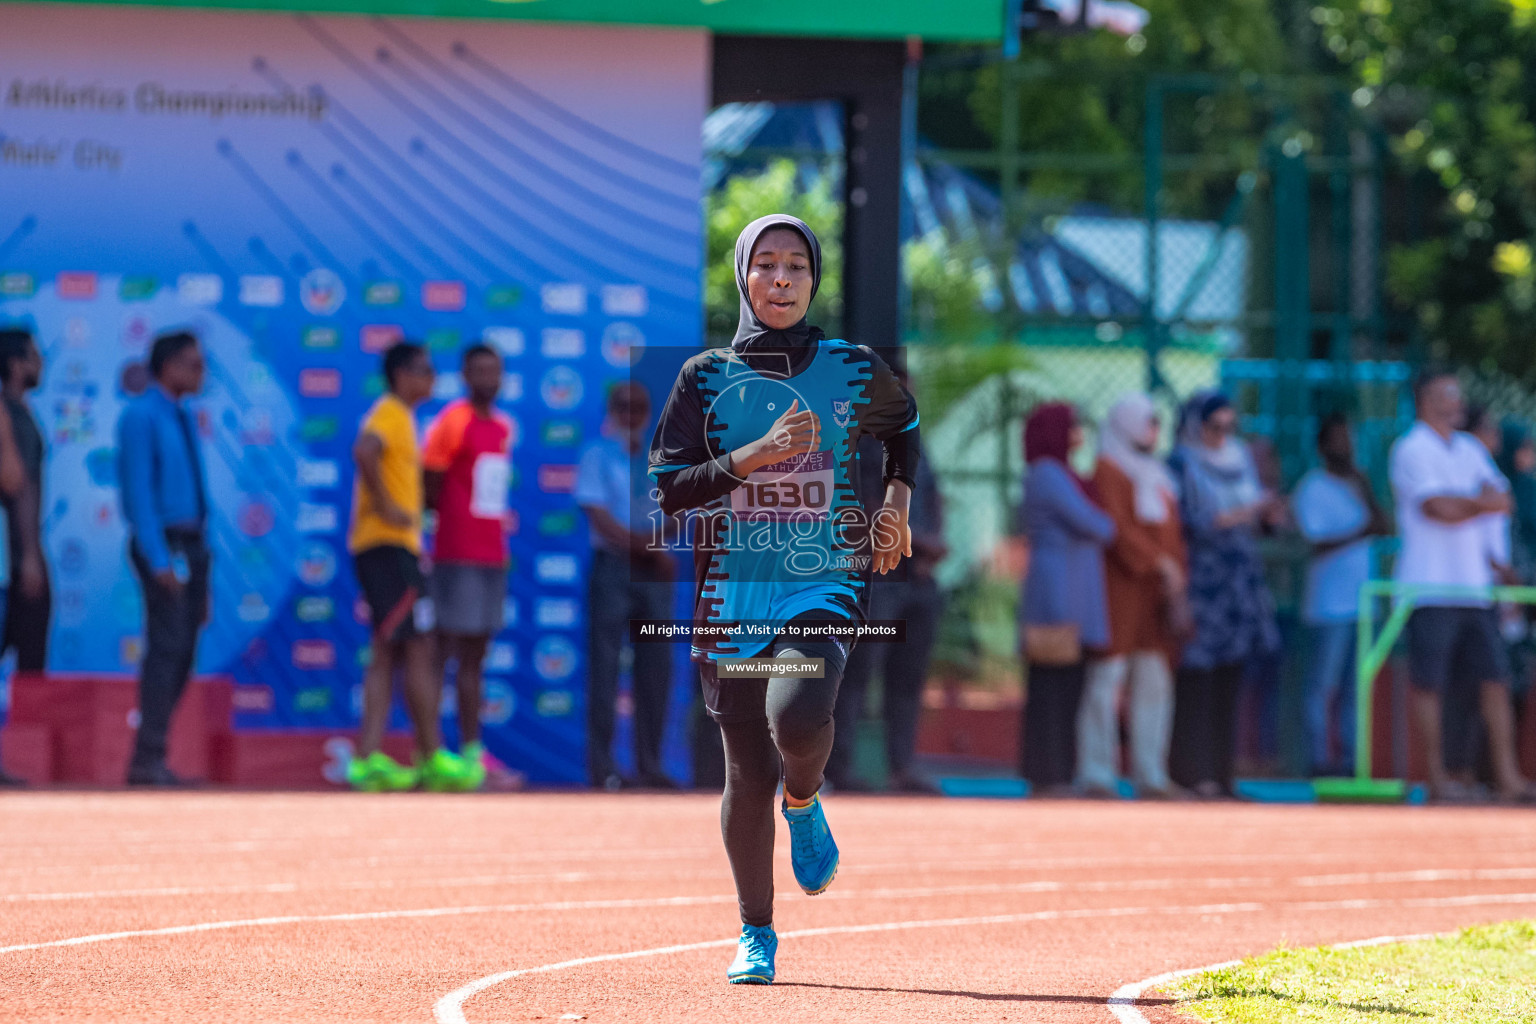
[649,358,742,516]
[854,345,920,491]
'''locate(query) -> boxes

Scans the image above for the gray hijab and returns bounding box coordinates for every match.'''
[731,214,823,357]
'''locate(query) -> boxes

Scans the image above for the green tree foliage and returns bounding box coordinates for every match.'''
[1317,0,1536,376]
[703,160,842,345]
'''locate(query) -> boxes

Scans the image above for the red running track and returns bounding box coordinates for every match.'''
[2,792,1534,1023]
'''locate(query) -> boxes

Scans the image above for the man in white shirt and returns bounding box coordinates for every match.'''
[1293,413,1389,777]
[1389,369,1533,802]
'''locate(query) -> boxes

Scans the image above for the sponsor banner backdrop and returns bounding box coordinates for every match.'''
[0,4,706,783]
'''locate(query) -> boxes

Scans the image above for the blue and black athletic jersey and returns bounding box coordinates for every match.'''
[649,339,919,661]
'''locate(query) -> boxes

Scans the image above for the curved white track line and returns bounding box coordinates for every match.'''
[1106,932,1443,1023]
[431,894,1536,1024]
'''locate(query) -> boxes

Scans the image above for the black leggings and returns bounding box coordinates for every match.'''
[1170,661,1243,793]
[705,633,847,927]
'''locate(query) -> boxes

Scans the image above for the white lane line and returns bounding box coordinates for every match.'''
[433,892,1536,1024]
[14,862,1536,905]
[1106,932,1441,1024]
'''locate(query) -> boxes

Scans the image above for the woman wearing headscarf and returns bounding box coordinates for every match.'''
[649,214,920,985]
[1077,394,1187,798]
[1169,391,1281,798]
[1018,402,1115,793]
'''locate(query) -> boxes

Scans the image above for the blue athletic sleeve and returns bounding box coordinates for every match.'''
[649,355,743,515]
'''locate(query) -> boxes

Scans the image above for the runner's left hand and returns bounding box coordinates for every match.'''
[872,501,912,575]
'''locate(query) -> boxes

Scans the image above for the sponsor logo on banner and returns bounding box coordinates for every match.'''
[484,326,524,357]
[86,449,115,486]
[427,328,461,353]
[300,269,345,315]
[296,541,337,586]
[177,273,223,306]
[537,464,577,493]
[601,284,649,317]
[302,326,339,350]
[486,643,516,672]
[299,368,342,397]
[64,318,90,348]
[0,272,36,298]
[540,282,586,315]
[57,271,97,300]
[501,372,523,402]
[295,596,335,623]
[540,328,585,359]
[535,597,579,628]
[118,276,156,301]
[601,322,645,367]
[541,420,580,446]
[294,687,332,712]
[239,275,284,307]
[503,508,520,535]
[540,366,582,410]
[361,372,385,398]
[482,680,515,724]
[118,636,143,667]
[363,280,402,306]
[119,312,152,351]
[539,509,578,536]
[297,458,340,488]
[300,416,339,441]
[297,502,339,533]
[536,689,575,717]
[533,635,578,680]
[237,499,275,537]
[535,552,579,584]
[292,639,337,669]
[240,409,275,445]
[422,280,466,312]
[485,284,522,309]
[237,592,272,624]
[360,324,403,354]
[233,685,275,712]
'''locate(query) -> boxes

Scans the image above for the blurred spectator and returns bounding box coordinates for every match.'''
[0,328,48,674]
[1291,413,1389,777]
[1497,419,1536,734]
[828,430,946,794]
[576,380,677,791]
[1077,394,1186,799]
[1169,392,1281,799]
[1017,402,1114,794]
[1389,369,1533,802]
[117,331,210,787]
[422,343,514,792]
[348,343,473,793]
[0,371,28,786]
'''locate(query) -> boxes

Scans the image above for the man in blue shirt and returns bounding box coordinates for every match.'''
[117,331,210,787]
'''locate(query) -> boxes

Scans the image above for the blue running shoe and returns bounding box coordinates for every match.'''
[727,924,777,984]
[782,791,839,895]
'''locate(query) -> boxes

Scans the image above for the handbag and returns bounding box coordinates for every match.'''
[1024,623,1081,666]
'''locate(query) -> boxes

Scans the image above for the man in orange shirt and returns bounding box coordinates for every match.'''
[422,343,514,790]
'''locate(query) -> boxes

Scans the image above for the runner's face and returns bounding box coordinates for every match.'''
[464,351,503,406]
[747,227,814,330]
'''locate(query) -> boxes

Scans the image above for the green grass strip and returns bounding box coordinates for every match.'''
[1163,920,1536,1023]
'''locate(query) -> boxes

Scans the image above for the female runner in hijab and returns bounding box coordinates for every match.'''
[649,214,921,984]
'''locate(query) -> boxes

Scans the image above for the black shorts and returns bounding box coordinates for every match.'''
[698,616,852,724]
[1406,606,1509,695]
[353,545,424,645]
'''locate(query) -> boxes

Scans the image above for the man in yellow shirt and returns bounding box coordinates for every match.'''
[347,342,472,791]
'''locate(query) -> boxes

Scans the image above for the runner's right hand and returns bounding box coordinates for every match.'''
[756,399,820,462]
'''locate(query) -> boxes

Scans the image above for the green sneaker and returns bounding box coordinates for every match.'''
[420,748,476,792]
[460,742,488,791]
[348,750,418,792]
